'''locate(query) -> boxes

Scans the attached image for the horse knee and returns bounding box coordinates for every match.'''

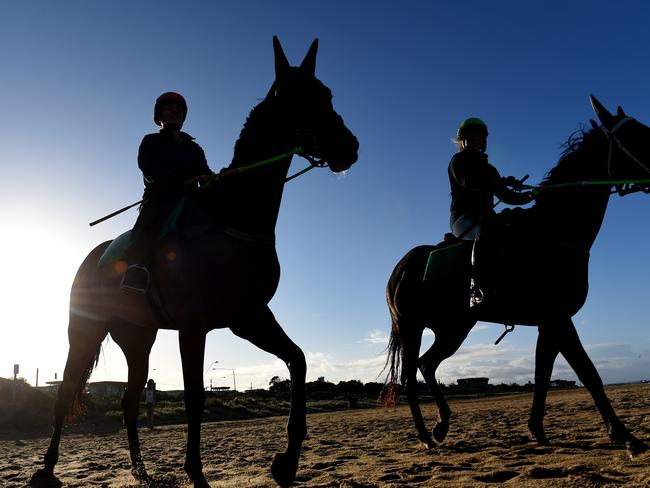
[288,348,306,377]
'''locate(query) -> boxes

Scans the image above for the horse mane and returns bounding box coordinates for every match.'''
[534,125,608,209]
[230,93,281,168]
[541,125,605,187]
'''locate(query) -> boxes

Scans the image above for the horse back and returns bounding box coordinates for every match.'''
[388,240,471,321]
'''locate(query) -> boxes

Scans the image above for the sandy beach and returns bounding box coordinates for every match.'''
[3,383,648,487]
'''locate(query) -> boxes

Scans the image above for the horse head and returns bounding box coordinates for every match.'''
[590,95,650,184]
[270,36,359,173]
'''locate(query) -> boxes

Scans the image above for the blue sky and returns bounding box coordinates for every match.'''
[1,1,649,391]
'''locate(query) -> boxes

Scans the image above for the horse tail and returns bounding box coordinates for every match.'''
[64,240,112,421]
[381,317,403,407]
[66,338,104,421]
[380,260,407,408]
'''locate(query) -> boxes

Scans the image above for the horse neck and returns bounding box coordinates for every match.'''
[534,132,612,251]
[222,99,293,239]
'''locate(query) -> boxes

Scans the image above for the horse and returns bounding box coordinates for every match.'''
[384,96,648,457]
[34,36,358,487]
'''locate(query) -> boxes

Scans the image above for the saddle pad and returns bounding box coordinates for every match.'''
[97,230,132,268]
[423,241,470,282]
[95,198,189,269]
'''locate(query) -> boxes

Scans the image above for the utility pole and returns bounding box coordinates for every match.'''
[12,364,19,403]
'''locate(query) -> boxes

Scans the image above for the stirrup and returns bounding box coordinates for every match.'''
[120,265,150,294]
[469,278,483,308]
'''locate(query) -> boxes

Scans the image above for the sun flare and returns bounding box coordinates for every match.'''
[0,216,88,379]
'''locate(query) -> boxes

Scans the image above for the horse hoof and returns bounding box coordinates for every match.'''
[184,463,210,488]
[528,423,549,446]
[271,452,298,487]
[432,422,449,444]
[626,439,648,459]
[421,439,436,450]
[29,469,61,487]
[417,432,435,450]
[188,473,211,488]
[130,464,149,482]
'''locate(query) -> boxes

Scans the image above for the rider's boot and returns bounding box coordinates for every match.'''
[120,242,151,294]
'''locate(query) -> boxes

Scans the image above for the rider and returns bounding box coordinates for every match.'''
[121,92,213,293]
[448,117,533,240]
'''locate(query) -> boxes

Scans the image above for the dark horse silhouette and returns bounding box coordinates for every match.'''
[34,37,358,487]
[384,96,648,457]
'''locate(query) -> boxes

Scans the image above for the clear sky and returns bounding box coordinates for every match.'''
[1,1,649,391]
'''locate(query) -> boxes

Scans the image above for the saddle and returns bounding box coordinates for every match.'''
[471,208,590,324]
[423,233,472,282]
[97,197,216,272]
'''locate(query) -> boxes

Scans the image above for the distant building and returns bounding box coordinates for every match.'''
[85,381,128,398]
[457,377,489,387]
[549,379,577,389]
[41,380,63,394]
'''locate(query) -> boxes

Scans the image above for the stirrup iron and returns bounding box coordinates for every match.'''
[120,265,150,294]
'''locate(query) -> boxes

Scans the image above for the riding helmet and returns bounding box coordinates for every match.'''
[457,117,488,139]
[154,92,187,126]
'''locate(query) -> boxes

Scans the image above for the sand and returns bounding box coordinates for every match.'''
[2,383,649,487]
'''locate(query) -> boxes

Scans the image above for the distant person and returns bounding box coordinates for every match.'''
[145,378,156,429]
[121,92,213,293]
[448,117,533,240]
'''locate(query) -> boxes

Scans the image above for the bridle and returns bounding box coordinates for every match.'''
[599,117,650,196]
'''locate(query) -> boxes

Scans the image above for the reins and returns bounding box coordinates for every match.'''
[89,146,324,226]
[202,145,323,186]
[519,117,650,198]
[520,178,650,196]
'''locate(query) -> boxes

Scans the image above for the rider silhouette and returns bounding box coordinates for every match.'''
[121,92,213,293]
[448,117,533,240]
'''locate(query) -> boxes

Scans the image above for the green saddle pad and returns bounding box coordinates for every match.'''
[97,230,133,268]
[423,241,472,282]
[96,198,188,269]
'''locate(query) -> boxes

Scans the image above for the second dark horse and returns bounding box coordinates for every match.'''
[35,37,358,487]
[385,96,647,457]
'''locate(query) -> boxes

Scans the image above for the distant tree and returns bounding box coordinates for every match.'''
[269,376,291,394]
[362,382,384,399]
[337,380,363,408]
[305,378,336,400]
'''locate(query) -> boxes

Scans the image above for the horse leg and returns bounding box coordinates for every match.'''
[528,324,561,445]
[110,324,158,481]
[35,316,107,479]
[231,305,306,487]
[397,324,433,448]
[178,328,210,487]
[557,319,647,455]
[418,321,473,445]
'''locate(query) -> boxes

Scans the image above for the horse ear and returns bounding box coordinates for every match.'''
[589,94,615,129]
[617,106,626,117]
[590,119,600,130]
[300,38,319,76]
[273,36,290,79]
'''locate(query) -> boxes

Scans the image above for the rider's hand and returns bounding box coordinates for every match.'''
[184,174,213,186]
[502,175,523,190]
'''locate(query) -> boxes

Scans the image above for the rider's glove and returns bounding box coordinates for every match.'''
[502,175,523,190]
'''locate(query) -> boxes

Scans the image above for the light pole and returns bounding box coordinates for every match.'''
[206,361,237,396]
[205,360,220,374]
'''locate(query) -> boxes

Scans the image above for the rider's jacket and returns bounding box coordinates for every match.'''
[448,148,529,223]
[138,129,210,201]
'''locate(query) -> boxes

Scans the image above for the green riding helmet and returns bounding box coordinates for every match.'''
[457,117,488,139]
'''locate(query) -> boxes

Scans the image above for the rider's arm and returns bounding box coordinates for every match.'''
[495,177,534,205]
